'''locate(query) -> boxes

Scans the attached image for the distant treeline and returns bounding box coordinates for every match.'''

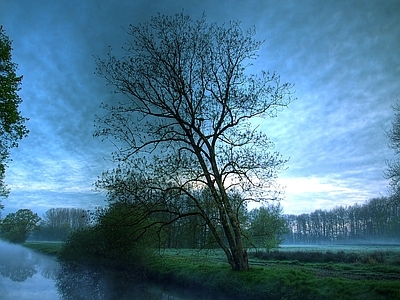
[31,196,400,247]
[283,197,400,244]
[30,204,286,251]
[31,208,90,241]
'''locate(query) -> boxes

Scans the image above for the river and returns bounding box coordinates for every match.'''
[0,240,60,299]
[0,240,220,300]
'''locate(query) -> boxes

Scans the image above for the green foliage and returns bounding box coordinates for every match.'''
[246,203,287,252]
[0,209,41,243]
[0,26,29,198]
[59,203,159,269]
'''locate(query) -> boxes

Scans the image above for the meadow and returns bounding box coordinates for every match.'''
[23,241,63,256]
[23,242,400,299]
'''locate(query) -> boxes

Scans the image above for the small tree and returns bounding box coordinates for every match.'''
[247,204,287,252]
[0,209,41,243]
[0,26,29,200]
[95,13,293,271]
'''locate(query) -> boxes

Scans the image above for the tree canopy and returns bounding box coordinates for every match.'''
[95,13,293,271]
[0,26,29,200]
[0,209,40,243]
[246,204,287,252]
[58,203,159,269]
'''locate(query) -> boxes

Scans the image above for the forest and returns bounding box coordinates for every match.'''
[25,203,287,252]
[10,194,398,248]
[283,196,400,245]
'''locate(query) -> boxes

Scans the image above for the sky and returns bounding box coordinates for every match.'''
[0,0,399,216]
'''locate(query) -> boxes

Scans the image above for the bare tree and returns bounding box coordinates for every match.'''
[95,13,293,271]
[386,101,400,203]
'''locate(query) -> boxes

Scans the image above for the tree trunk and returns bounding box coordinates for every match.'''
[207,210,250,271]
[231,246,249,271]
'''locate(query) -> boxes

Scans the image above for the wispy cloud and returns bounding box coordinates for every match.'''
[279,174,389,215]
[0,0,398,216]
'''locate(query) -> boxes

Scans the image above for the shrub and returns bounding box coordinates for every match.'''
[58,203,159,270]
[249,250,389,264]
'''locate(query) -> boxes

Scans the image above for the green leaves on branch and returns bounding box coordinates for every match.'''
[59,203,159,269]
[0,209,41,243]
[245,204,287,252]
[0,26,29,198]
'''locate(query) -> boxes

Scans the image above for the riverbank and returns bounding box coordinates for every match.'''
[23,243,400,299]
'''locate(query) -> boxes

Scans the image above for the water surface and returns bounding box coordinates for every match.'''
[0,240,219,299]
[0,240,60,299]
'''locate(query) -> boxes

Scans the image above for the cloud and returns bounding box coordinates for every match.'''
[279,175,389,215]
[0,0,399,217]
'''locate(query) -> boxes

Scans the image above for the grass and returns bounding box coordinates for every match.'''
[148,249,400,299]
[22,242,400,299]
[150,260,398,299]
[22,241,63,256]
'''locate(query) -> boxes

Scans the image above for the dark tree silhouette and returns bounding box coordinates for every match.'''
[95,13,293,271]
[283,197,400,244]
[386,101,400,203]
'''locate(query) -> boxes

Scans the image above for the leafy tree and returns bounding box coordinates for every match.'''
[0,209,41,243]
[59,203,159,269]
[95,13,293,271]
[247,204,287,252]
[0,26,29,200]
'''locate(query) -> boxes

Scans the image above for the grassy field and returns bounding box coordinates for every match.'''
[150,247,400,299]
[278,244,400,253]
[22,242,400,299]
[23,241,63,256]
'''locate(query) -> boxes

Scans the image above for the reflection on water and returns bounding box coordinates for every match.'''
[57,263,158,300]
[56,263,213,300]
[0,252,37,282]
[0,240,217,300]
[0,240,60,300]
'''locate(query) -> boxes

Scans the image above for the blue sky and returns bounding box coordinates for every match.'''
[0,0,399,216]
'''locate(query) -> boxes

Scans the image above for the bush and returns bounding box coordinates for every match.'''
[249,250,389,264]
[58,203,159,270]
